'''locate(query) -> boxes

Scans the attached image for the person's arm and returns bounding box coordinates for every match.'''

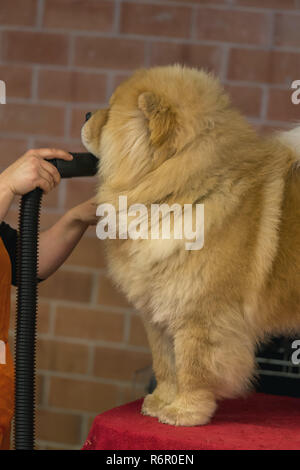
[0,148,98,282]
[0,148,73,222]
[0,183,14,223]
[0,198,97,285]
[38,198,97,280]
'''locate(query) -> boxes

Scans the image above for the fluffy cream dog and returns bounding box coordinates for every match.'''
[82,65,300,426]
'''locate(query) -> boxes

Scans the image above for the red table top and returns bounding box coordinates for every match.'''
[82,393,300,450]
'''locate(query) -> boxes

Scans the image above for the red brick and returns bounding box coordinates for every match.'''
[233,0,298,8]
[74,36,145,70]
[49,377,119,412]
[120,2,192,38]
[38,69,107,103]
[65,178,97,208]
[112,74,131,91]
[0,65,32,99]
[87,414,97,432]
[267,88,300,121]
[43,0,114,32]
[65,237,106,269]
[98,275,131,309]
[55,305,125,342]
[0,103,65,136]
[196,8,270,45]
[259,123,289,134]
[10,300,50,334]
[70,107,99,140]
[121,386,146,404]
[165,0,227,2]
[228,48,300,86]
[150,42,222,73]
[34,139,85,154]
[37,302,51,334]
[39,269,93,302]
[0,139,28,170]
[259,122,291,136]
[37,409,82,445]
[2,31,69,65]
[129,315,149,349]
[0,0,37,26]
[71,108,87,140]
[274,13,300,47]
[94,346,152,381]
[225,84,262,118]
[163,0,226,2]
[40,184,60,209]
[37,338,89,374]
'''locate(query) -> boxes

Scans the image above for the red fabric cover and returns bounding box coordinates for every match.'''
[83,393,300,450]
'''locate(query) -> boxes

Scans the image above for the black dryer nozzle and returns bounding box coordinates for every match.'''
[49,152,99,179]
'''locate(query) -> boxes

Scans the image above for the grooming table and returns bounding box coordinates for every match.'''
[82,393,300,450]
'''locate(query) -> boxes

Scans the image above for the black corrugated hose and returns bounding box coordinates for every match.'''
[14,153,98,450]
[15,187,43,450]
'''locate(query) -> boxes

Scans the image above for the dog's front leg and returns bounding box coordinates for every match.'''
[157,319,217,426]
[156,305,256,426]
[141,321,177,418]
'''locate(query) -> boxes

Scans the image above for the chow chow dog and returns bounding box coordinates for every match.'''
[82,65,300,426]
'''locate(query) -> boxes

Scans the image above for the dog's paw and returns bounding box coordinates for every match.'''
[141,393,168,418]
[157,394,217,426]
[142,382,177,418]
[157,405,212,426]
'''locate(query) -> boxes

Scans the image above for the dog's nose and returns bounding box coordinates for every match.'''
[85,112,92,122]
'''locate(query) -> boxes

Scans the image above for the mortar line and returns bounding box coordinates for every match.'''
[36,0,45,29]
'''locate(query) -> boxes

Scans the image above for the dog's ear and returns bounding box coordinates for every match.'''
[138,92,176,146]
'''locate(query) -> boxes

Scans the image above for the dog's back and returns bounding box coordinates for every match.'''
[261,127,300,332]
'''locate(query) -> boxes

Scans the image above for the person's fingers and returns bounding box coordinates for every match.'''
[41,160,61,186]
[26,148,73,161]
[38,167,55,192]
[36,176,52,194]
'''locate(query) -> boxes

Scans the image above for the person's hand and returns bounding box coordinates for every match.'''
[67,198,98,227]
[0,148,73,196]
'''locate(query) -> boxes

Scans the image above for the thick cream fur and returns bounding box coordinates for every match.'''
[82,65,300,426]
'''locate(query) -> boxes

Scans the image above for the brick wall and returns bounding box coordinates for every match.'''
[1,0,300,450]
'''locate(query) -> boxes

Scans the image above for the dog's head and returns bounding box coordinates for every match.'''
[82,65,231,193]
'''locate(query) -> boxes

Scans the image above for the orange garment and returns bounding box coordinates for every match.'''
[0,237,14,450]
